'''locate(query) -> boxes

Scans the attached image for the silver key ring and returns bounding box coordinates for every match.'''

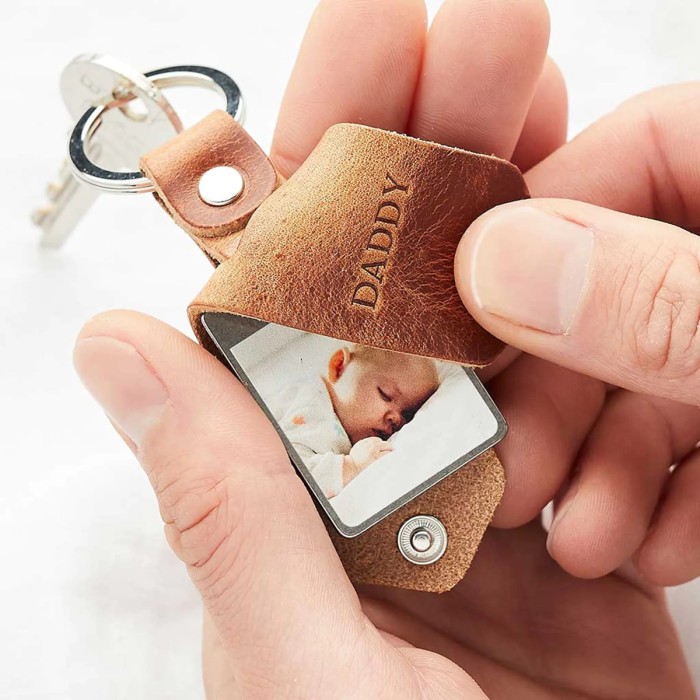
[69,65,245,194]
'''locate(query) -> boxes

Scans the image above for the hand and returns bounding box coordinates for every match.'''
[348,436,393,475]
[73,0,698,698]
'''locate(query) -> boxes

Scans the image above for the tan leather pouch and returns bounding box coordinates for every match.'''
[141,111,529,593]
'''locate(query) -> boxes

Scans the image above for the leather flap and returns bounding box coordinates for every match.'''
[140,110,282,264]
[189,123,528,367]
[327,448,504,592]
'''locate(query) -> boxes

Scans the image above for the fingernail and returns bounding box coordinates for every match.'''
[468,205,594,334]
[74,336,169,447]
[546,475,581,555]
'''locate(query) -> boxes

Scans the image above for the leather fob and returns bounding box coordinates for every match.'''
[141,115,530,591]
[182,123,529,592]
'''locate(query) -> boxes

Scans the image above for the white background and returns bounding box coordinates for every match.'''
[1,0,699,697]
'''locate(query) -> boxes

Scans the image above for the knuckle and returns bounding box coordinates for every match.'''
[623,245,700,378]
[156,473,250,594]
[616,87,696,226]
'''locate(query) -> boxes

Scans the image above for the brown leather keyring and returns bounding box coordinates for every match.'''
[140,110,529,593]
[141,110,282,265]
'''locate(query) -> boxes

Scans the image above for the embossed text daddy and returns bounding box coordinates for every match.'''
[351,172,408,310]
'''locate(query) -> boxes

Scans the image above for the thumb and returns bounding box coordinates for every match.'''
[455,199,700,404]
[72,310,387,697]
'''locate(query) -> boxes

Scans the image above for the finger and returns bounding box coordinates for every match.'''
[270,0,427,176]
[478,61,569,380]
[408,0,550,158]
[638,449,700,586]
[545,391,699,579]
[202,611,236,699]
[634,394,700,463]
[526,82,700,230]
[488,338,700,534]
[489,354,605,528]
[549,391,700,579]
[511,56,568,173]
[73,311,386,695]
[456,198,700,404]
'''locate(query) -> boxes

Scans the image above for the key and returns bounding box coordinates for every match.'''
[33,54,181,248]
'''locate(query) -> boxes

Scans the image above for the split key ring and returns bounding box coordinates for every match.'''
[69,65,245,194]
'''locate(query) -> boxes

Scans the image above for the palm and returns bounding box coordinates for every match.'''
[202,517,694,698]
[361,522,693,698]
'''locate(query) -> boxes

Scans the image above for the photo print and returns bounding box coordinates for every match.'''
[202,313,507,537]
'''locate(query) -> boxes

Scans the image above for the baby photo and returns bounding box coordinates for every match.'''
[201,314,506,536]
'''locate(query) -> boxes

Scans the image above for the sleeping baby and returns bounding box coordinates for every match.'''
[267,344,439,498]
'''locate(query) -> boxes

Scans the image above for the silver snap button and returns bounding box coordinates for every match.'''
[411,529,433,552]
[397,515,447,565]
[198,166,244,206]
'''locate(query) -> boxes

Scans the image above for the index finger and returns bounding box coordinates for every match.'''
[270,0,427,177]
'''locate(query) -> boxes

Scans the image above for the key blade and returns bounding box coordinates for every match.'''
[33,158,99,248]
[34,177,99,249]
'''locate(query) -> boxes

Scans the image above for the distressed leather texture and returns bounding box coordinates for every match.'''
[189,123,529,366]
[140,110,281,264]
[145,117,529,592]
[327,449,504,592]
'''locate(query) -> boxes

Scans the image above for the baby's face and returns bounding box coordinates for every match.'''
[325,347,438,444]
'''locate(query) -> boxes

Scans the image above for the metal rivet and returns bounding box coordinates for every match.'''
[198,166,244,206]
[397,516,447,565]
[411,529,433,552]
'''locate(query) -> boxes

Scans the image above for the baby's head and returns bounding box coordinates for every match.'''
[323,344,439,444]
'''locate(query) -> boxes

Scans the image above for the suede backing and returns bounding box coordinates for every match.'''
[326,449,505,593]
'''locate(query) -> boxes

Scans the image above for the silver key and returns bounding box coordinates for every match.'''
[33,54,181,248]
